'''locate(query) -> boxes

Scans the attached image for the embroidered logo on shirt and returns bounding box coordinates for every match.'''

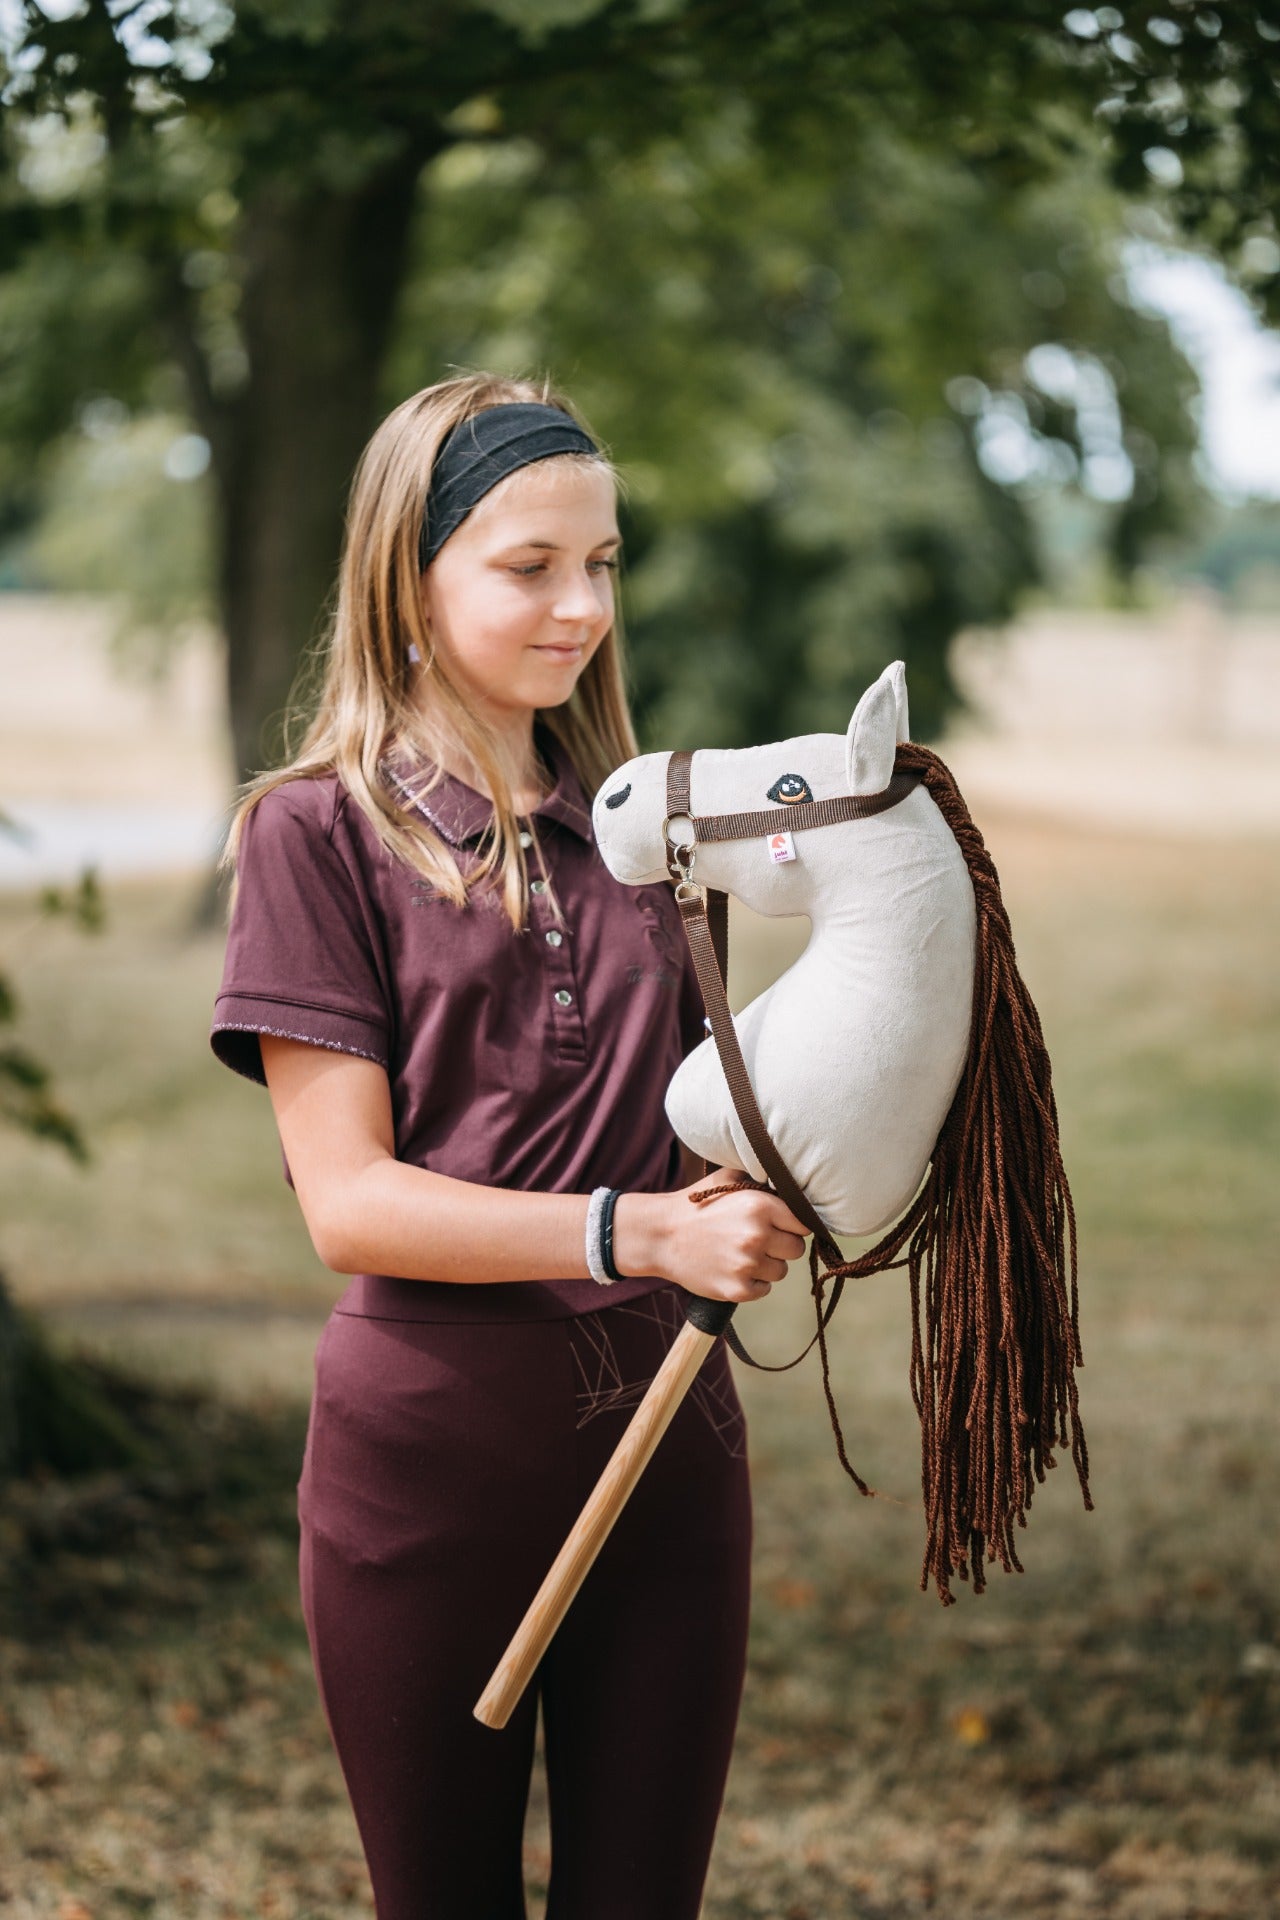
[626,964,679,990]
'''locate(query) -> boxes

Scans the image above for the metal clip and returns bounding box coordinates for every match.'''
[662,816,697,891]
[672,845,702,906]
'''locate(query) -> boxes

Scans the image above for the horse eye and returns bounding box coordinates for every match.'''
[604,782,632,810]
[767,773,813,805]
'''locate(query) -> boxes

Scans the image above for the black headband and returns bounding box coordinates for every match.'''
[418,402,601,571]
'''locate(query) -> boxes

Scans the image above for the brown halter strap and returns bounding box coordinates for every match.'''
[664,748,922,1369]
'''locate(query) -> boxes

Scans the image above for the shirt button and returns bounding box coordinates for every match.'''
[545,929,563,947]
[519,830,533,849]
[554,989,573,1007]
[531,879,548,895]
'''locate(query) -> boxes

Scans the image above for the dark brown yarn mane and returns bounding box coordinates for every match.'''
[723,741,1092,1604]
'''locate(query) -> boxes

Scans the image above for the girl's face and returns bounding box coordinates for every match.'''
[418,457,620,729]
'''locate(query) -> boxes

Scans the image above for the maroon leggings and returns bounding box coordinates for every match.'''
[298,1284,753,1919]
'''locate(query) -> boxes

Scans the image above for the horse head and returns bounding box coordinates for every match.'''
[592,663,977,1236]
[591,659,906,905]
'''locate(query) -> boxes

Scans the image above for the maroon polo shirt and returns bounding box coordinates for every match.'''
[211,719,708,1322]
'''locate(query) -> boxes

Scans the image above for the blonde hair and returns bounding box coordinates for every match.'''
[223,370,640,931]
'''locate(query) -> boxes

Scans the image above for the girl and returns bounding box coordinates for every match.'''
[210,371,809,1919]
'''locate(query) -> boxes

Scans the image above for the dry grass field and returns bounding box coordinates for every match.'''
[1,809,1278,1919]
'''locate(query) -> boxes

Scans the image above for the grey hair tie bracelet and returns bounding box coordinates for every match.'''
[585,1186,626,1285]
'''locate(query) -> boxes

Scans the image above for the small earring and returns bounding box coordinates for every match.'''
[407,641,435,671]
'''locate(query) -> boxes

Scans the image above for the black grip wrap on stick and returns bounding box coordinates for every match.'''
[680,1294,737,1338]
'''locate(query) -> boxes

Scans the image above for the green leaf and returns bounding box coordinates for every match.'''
[0,1055,89,1162]
[37,869,105,932]
[0,1044,50,1094]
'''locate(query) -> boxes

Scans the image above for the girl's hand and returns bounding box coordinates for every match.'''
[613,1170,810,1304]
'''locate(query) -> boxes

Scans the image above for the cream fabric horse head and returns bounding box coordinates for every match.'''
[592,662,977,1237]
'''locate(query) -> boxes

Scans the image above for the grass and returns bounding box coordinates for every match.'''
[1,814,1279,1918]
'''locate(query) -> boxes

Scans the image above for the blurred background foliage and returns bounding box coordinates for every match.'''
[2,0,1278,768]
[401,121,1202,741]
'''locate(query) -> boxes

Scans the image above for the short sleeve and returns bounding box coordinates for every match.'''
[211,780,391,1087]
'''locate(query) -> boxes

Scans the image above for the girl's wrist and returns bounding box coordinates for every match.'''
[611,1192,671,1283]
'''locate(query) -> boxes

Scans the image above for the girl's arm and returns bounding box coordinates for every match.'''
[260,1035,808,1303]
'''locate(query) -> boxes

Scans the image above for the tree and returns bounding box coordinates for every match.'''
[2,1,1276,774]
[394,116,1199,740]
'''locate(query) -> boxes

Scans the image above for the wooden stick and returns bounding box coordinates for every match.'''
[474,1313,722,1729]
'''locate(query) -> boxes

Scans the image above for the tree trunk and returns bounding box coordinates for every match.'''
[206,147,434,788]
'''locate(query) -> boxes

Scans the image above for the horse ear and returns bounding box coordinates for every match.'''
[888,659,910,742]
[845,664,902,794]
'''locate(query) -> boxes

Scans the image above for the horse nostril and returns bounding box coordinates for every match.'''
[604,783,632,810]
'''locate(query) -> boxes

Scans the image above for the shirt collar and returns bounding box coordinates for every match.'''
[388,719,596,850]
